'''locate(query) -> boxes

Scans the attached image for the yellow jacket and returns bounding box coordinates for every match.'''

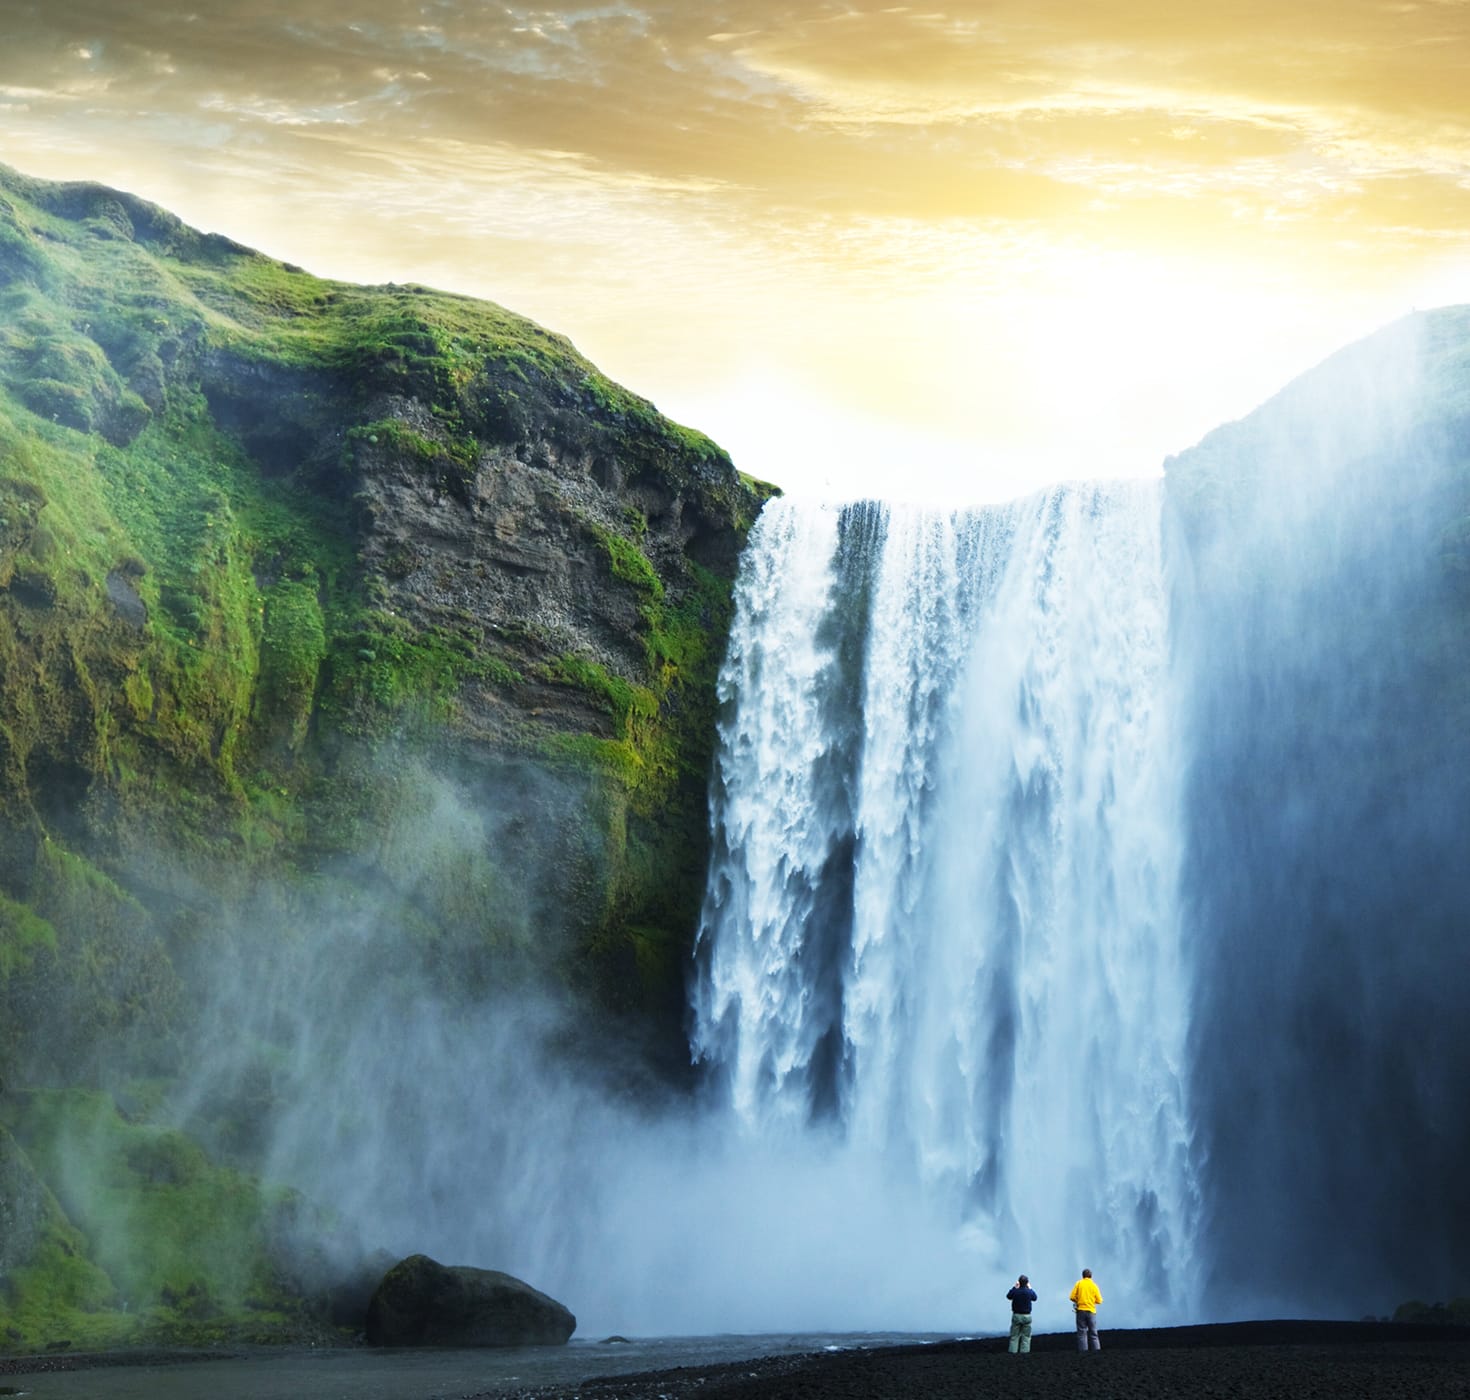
[1069,1277,1102,1312]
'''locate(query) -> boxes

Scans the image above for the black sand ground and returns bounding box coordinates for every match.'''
[2,1322,1467,1399]
[0,1348,237,1376]
[490,1322,1470,1400]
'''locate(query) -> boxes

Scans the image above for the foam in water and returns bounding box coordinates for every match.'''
[692,484,1199,1320]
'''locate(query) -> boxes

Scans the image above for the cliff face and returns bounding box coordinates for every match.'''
[1163,308,1470,1313]
[0,165,770,1349]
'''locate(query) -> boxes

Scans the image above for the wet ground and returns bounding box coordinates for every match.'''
[0,1331,954,1400]
[3,1322,1467,1400]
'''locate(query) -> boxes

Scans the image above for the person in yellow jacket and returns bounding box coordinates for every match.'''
[1069,1268,1103,1351]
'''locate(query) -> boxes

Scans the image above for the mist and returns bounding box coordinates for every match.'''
[690,486,1199,1329]
[92,309,1470,1341]
[149,761,996,1339]
[1169,311,1470,1318]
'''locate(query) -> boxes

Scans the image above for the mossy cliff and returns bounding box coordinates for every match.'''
[0,163,773,1350]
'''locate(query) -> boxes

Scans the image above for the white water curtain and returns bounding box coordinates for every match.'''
[693,486,1199,1318]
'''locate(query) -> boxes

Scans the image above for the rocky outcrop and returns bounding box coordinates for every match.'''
[0,162,772,1349]
[365,1254,576,1347]
[0,161,774,1066]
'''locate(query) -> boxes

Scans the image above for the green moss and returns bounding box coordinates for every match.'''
[323,618,522,728]
[738,471,781,510]
[0,159,754,818]
[0,198,50,288]
[542,732,646,787]
[525,550,741,1010]
[14,843,182,1076]
[17,376,94,431]
[0,396,121,590]
[547,655,657,731]
[257,579,326,750]
[122,667,154,721]
[0,160,765,1324]
[642,561,731,680]
[346,417,478,493]
[481,655,522,687]
[1,1191,124,1353]
[0,891,56,976]
[592,522,664,601]
[0,1090,308,1348]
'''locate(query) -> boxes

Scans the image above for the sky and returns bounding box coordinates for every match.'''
[2,1,1469,504]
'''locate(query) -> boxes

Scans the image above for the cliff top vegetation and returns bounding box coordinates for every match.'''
[0,163,771,1352]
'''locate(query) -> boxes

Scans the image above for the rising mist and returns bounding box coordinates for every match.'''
[117,309,1470,1339]
[1170,310,1470,1317]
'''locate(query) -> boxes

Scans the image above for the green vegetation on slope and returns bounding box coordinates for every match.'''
[0,1091,320,1350]
[0,162,769,1350]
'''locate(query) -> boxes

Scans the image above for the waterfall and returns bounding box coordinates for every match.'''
[691,483,1200,1318]
[158,311,1465,1334]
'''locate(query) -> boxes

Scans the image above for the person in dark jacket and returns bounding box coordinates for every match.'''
[1006,1274,1038,1353]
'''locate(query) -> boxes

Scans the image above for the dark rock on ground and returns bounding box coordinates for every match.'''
[365,1253,575,1348]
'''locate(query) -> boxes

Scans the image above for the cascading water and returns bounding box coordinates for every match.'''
[158,310,1467,1334]
[692,483,1200,1319]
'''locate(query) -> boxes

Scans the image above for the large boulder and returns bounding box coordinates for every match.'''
[365,1254,576,1347]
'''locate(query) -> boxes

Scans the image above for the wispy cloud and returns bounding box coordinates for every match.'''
[3,1,1467,494]
[4,1,1467,239]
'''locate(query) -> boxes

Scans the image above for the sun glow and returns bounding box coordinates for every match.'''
[662,240,1432,506]
[2,0,1468,500]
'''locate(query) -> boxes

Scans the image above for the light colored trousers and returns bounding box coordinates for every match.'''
[1008,1312,1032,1353]
[1075,1309,1101,1350]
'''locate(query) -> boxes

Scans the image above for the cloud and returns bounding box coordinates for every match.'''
[3,0,1468,504]
[723,1,1470,120]
[3,0,1467,243]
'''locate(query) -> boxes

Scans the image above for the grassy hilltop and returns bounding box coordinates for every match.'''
[0,163,772,1350]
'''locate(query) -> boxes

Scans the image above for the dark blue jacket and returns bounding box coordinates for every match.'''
[1007,1286,1037,1314]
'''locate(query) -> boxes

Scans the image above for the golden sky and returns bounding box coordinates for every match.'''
[4,1,1470,500]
